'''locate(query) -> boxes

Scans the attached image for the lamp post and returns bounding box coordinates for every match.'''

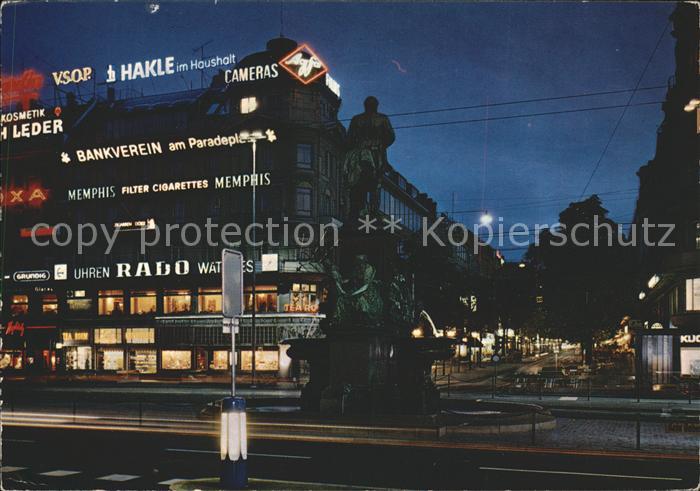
[238,129,277,387]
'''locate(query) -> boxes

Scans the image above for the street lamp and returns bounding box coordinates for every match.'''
[684,98,700,112]
[238,129,277,386]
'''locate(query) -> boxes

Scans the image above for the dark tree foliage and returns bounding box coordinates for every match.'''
[525,195,635,364]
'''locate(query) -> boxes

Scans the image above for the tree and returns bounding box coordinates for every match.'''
[525,195,634,365]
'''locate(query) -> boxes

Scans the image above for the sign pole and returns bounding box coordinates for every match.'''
[221,249,246,489]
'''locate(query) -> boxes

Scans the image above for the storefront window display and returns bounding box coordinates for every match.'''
[245,286,278,313]
[162,350,192,370]
[65,346,93,370]
[241,350,279,371]
[42,294,58,315]
[128,349,157,373]
[284,283,318,313]
[164,289,192,314]
[10,295,29,316]
[98,290,124,316]
[67,290,92,313]
[198,288,222,313]
[0,351,23,369]
[680,347,700,376]
[210,350,230,370]
[98,349,124,370]
[95,328,121,344]
[130,290,157,315]
[124,328,155,344]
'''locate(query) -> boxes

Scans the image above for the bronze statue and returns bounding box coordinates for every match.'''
[343,96,395,221]
[330,255,383,329]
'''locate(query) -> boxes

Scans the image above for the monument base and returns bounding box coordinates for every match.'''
[287,332,454,415]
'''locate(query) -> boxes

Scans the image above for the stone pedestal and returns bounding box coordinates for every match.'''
[287,334,454,415]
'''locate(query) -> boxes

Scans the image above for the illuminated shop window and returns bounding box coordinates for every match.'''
[161,350,192,370]
[0,352,23,370]
[61,330,90,345]
[95,328,121,344]
[98,290,124,316]
[198,288,222,313]
[681,348,700,376]
[98,349,124,370]
[124,328,155,344]
[164,289,192,314]
[284,283,319,313]
[240,96,258,114]
[295,186,312,216]
[67,290,92,312]
[211,350,230,370]
[130,290,157,315]
[65,346,93,370]
[10,295,29,316]
[296,144,313,169]
[241,350,279,371]
[128,349,156,373]
[245,286,278,313]
[686,278,700,311]
[42,293,58,315]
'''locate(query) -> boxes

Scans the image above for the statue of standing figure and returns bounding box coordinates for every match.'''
[343,96,395,221]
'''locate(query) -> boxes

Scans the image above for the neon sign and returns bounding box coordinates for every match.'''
[1,69,44,109]
[280,44,328,85]
[6,322,25,336]
[1,185,50,208]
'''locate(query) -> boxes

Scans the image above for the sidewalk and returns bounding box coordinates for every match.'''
[443,391,700,413]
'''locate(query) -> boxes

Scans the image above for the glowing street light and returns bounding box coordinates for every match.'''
[480,211,493,225]
[683,98,700,112]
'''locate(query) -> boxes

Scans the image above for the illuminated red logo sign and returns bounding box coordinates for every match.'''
[1,186,50,208]
[6,321,25,336]
[279,44,328,85]
[1,69,44,109]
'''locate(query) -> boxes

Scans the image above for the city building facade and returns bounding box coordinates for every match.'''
[632,3,700,387]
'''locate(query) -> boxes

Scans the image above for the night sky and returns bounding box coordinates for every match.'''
[1,1,676,258]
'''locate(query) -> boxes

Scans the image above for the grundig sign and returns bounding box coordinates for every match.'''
[13,270,50,282]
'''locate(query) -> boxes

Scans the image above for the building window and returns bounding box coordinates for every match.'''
[681,348,700,376]
[97,349,124,371]
[686,278,700,311]
[240,96,258,114]
[130,290,156,315]
[284,283,319,313]
[67,290,92,312]
[10,295,29,316]
[163,289,192,314]
[211,350,230,370]
[323,151,331,175]
[296,144,313,169]
[323,192,332,216]
[198,288,222,313]
[161,350,192,370]
[125,328,155,344]
[98,290,124,316]
[241,350,279,371]
[295,186,312,216]
[65,346,92,370]
[245,286,278,313]
[42,294,58,315]
[128,349,157,373]
[95,328,121,344]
